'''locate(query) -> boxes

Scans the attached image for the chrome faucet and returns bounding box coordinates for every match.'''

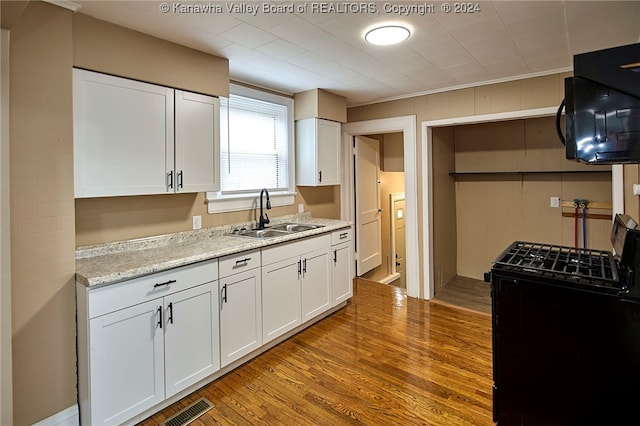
[258,188,271,229]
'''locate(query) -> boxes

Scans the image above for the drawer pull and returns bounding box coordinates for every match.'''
[235,258,251,265]
[167,170,173,190]
[154,279,176,288]
[339,232,348,239]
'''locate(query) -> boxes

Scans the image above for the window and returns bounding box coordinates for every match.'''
[207,84,295,213]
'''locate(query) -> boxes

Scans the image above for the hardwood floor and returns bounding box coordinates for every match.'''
[140,279,493,426]
[432,276,491,315]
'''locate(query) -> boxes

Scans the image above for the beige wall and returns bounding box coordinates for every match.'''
[8,2,76,425]
[454,118,612,280]
[431,127,457,293]
[1,27,13,426]
[73,13,229,97]
[294,88,347,122]
[381,132,404,172]
[76,188,341,247]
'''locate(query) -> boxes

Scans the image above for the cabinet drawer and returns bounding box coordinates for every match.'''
[88,259,219,319]
[332,228,352,245]
[262,234,331,266]
[219,249,261,278]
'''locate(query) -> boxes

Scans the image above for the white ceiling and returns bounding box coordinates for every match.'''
[74,1,640,105]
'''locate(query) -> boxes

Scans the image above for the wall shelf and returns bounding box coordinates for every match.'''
[449,170,611,176]
[450,170,612,177]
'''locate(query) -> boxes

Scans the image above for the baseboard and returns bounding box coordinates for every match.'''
[379,273,401,285]
[33,405,79,426]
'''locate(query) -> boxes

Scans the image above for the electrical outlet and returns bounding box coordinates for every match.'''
[550,196,560,208]
[192,215,202,230]
[298,204,304,213]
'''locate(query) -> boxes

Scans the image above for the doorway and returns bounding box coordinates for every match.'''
[356,133,406,289]
[342,116,420,298]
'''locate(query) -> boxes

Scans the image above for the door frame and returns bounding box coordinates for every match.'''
[342,116,420,298]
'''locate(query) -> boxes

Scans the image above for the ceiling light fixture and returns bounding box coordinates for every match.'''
[364,24,411,46]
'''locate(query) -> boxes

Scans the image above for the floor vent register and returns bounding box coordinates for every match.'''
[161,397,215,426]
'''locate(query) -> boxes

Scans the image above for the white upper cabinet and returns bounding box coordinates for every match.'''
[175,90,220,193]
[73,69,219,198]
[295,118,341,186]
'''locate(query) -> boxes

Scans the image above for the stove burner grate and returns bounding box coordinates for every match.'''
[494,241,619,285]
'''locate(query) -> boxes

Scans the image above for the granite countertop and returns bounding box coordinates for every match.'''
[76,213,352,288]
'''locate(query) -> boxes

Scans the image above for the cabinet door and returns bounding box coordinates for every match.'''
[73,69,174,197]
[261,257,301,343]
[295,118,341,186]
[89,300,164,426]
[175,90,220,193]
[219,270,262,367]
[316,119,341,185]
[301,247,332,322]
[164,282,220,398]
[332,242,354,306]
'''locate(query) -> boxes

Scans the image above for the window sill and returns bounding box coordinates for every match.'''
[206,191,296,214]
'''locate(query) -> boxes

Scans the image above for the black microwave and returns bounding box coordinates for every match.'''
[560,43,640,164]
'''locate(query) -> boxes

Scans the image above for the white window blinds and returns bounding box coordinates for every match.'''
[220,94,289,194]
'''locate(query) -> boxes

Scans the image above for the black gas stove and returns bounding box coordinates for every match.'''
[489,214,640,425]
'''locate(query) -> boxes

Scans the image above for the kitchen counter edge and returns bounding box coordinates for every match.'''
[75,216,352,288]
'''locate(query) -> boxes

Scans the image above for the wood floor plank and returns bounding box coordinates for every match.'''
[433,276,491,315]
[139,279,493,426]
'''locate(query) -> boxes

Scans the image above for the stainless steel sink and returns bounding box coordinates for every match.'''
[232,229,289,239]
[230,223,324,239]
[270,223,324,233]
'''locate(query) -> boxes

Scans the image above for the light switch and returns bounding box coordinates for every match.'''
[550,197,560,208]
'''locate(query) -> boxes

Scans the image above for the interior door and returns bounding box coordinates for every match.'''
[355,135,382,275]
[393,198,406,289]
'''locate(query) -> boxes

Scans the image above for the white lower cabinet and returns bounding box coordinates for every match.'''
[88,299,165,426]
[301,247,332,322]
[261,256,302,343]
[331,228,354,306]
[262,234,332,343]
[164,283,220,398]
[219,251,262,367]
[78,229,354,425]
[78,260,219,426]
